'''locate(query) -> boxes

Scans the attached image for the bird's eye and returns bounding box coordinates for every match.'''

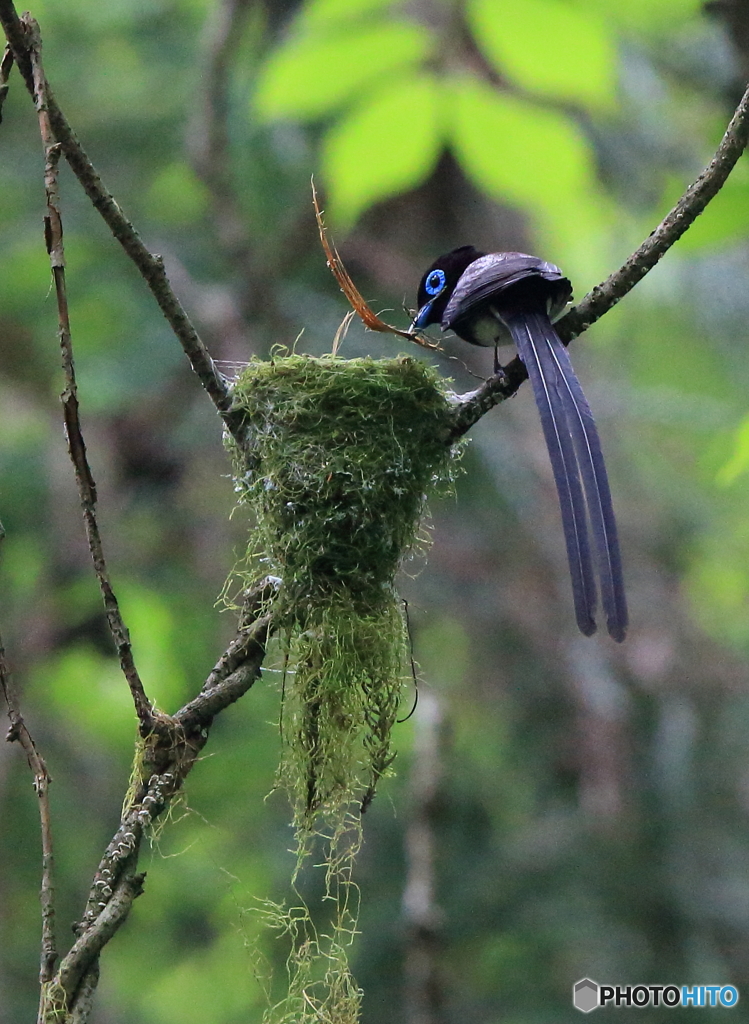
[425,269,446,296]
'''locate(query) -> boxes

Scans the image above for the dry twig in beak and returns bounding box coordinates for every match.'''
[312,181,440,352]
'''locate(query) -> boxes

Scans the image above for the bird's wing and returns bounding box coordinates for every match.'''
[443,252,570,329]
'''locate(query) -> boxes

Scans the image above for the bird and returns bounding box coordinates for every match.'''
[411,246,627,642]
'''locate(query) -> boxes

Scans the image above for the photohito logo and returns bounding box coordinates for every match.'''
[573,978,740,1012]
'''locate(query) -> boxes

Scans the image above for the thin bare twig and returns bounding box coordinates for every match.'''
[313,182,440,351]
[25,18,154,734]
[0,0,246,443]
[0,648,57,991]
[448,80,749,440]
[0,536,58,1000]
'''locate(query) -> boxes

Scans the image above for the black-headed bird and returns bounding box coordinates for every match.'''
[413,246,627,642]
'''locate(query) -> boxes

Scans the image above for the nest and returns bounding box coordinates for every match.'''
[225,352,461,1022]
[228,352,457,613]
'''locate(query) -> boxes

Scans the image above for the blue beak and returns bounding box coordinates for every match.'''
[411,300,434,332]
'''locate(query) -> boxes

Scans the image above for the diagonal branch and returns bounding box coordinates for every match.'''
[25,17,154,734]
[0,0,247,444]
[59,858,146,1003]
[53,599,273,1018]
[448,80,749,440]
[557,82,749,341]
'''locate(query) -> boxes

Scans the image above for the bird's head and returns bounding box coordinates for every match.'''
[411,245,485,331]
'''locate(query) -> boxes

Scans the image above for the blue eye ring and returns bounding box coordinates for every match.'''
[425,269,446,296]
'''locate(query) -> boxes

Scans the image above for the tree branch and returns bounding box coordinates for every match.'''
[448,80,749,440]
[58,859,146,1003]
[1,646,58,989]
[0,12,281,1017]
[49,588,274,1020]
[24,17,155,734]
[0,528,58,1002]
[176,612,271,730]
[0,0,248,444]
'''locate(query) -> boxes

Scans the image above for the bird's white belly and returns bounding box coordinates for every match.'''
[465,310,512,347]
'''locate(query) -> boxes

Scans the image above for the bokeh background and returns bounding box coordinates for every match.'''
[3,0,749,1020]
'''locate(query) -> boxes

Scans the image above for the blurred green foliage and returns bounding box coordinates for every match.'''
[3,1,749,1023]
[467,0,618,111]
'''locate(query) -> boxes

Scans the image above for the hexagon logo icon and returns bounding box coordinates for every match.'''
[574,978,600,1013]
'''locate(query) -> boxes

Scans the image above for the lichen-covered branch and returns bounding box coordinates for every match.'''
[59,859,146,1002]
[448,79,749,439]
[46,597,272,1021]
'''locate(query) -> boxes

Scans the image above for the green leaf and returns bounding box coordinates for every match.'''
[449,76,613,275]
[322,74,442,226]
[467,0,617,111]
[254,22,432,122]
[450,77,595,208]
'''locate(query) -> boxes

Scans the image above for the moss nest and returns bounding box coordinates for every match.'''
[227,352,460,817]
[226,353,460,1023]
[227,352,458,615]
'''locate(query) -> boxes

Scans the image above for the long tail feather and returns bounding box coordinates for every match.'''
[504,315,598,637]
[508,311,628,642]
[544,325,628,641]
